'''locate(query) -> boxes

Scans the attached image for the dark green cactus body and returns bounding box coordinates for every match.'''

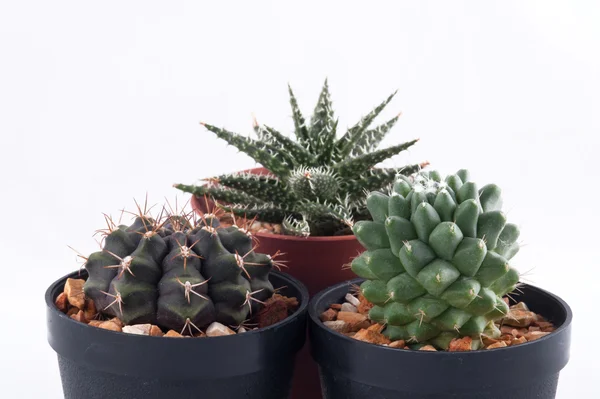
[83,210,276,333]
[351,170,520,347]
[175,80,426,236]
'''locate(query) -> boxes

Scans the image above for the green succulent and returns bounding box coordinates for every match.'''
[352,169,521,349]
[175,80,426,236]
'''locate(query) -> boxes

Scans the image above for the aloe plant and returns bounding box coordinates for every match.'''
[176,80,426,236]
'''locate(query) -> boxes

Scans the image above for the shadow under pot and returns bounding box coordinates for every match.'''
[308,278,572,399]
[46,270,309,399]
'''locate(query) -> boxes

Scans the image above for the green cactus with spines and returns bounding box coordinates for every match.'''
[174,79,426,236]
[351,170,521,348]
[82,202,279,335]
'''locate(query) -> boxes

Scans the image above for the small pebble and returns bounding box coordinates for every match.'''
[323,320,350,333]
[486,341,508,349]
[206,322,236,337]
[64,278,86,310]
[345,293,360,307]
[341,303,358,313]
[122,324,152,335]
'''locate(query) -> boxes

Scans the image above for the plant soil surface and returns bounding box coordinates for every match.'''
[56,278,299,338]
[320,287,556,351]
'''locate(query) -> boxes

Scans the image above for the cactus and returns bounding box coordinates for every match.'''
[351,170,521,348]
[81,200,282,335]
[175,79,427,236]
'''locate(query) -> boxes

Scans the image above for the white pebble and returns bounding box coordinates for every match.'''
[341,303,358,313]
[345,293,360,307]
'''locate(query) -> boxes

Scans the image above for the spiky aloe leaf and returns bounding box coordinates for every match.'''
[207,172,296,204]
[259,125,318,166]
[297,197,354,226]
[334,139,420,178]
[308,79,336,158]
[334,90,397,160]
[288,84,310,146]
[344,164,426,198]
[174,184,264,206]
[282,215,311,237]
[201,123,292,177]
[351,113,401,157]
[219,203,294,224]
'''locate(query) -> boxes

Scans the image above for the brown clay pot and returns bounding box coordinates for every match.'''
[190,167,364,399]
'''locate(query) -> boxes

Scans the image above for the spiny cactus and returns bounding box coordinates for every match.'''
[80,199,283,335]
[175,79,427,236]
[351,170,521,349]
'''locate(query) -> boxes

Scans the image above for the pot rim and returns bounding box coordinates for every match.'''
[46,269,309,340]
[309,278,572,355]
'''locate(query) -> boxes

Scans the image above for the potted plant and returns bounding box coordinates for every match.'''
[174,79,428,296]
[308,169,572,398]
[45,199,309,399]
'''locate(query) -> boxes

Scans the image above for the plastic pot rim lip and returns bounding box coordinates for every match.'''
[46,269,309,341]
[308,278,573,355]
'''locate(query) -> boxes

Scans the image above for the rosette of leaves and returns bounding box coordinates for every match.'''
[175,80,426,236]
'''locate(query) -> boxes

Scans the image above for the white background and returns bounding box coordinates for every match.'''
[1,1,598,397]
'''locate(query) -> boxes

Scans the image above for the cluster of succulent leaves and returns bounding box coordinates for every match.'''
[82,202,279,335]
[351,169,521,349]
[175,80,425,236]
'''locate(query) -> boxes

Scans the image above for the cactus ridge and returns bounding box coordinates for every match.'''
[352,170,520,347]
[82,200,276,334]
[175,80,426,236]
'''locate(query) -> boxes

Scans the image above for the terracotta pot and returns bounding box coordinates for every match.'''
[190,167,364,399]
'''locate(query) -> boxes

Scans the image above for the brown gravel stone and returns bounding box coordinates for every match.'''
[66,307,79,317]
[109,318,124,328]
[150,325,164,337]
[64,278,86,310]
[55,292,68,312]
[353,329,391,345]
[83,300,97,321]
[336,312,370,332]
[510,302,529,311]
[525,331,551,341]
[323,320,350,333]
[482,336,499,346]
[510,336,527,346]
[164,330,184,338]
[367,323,385,334]
[320,308,338,322]
[388,340,406,348]
[70,310,87,323]
[449,337,472,352]
[357,293,374,315]
[98,320,122,332]
[419,345,437,351]
[486,341,508,349]
[257,296,289,328]
[503,309,537,328]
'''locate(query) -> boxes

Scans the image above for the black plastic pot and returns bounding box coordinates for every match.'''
[46,270,309,399]
[309,278,572,399]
